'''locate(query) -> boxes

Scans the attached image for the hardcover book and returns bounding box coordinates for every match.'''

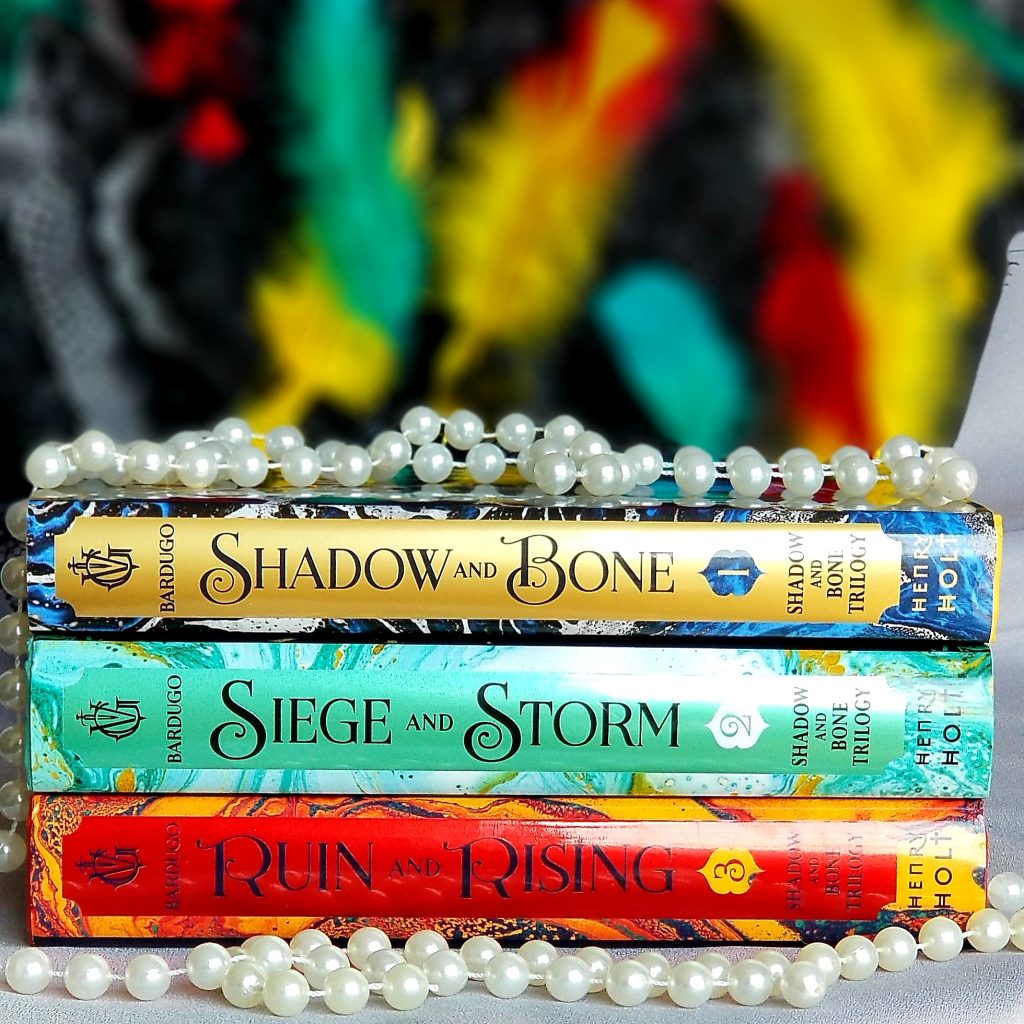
[29,639,993,798]
[29,793,987,943]
[26,479,1001,641]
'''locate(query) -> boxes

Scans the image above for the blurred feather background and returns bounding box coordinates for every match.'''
[0,0,1018,497]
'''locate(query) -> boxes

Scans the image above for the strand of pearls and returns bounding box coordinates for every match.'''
[3,872,1024,1013]
[22,411,980,502]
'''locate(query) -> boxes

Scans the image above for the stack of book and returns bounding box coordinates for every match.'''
[24,469,999,945]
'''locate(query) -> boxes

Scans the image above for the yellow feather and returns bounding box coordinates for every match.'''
[430,0,676,401]
[245,238,397,432]
[729,0,1007,442]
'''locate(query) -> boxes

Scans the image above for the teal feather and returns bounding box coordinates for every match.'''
[0,0,78,107]
[592,265,750,453]
[284,0,423,351]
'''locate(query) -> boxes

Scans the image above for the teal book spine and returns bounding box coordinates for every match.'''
[28,639,993,798]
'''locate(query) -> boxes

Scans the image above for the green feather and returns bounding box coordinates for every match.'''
[284,0,423,352]
[593,265,750,454]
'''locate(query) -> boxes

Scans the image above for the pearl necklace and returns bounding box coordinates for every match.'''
[1,872,1023,1013]
[22,408,980,501]
[0,415,994,1014]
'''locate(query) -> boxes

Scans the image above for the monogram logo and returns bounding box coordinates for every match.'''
[68,545,139,590]
[76,698,145,741]
[698,848,764,896]
[705,704,769,750]
[699,550,763,596]
[76,847,143,888]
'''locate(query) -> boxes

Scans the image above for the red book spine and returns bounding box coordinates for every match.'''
[30,794,987,943]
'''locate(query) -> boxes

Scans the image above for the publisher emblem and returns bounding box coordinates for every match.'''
[68,545,140,591]
[705,704,769,750]
[76,698,145,741]
[698,848,764,895]
[76,847,143,888]
[699,550,763,596]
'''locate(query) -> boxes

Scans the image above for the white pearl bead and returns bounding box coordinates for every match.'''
[301,944,349,988]
[615,454,637,493]
[126,441,169,485]
[919,917,963,961]
[729,453,772,497]
[346,926,391,969]
[242,934,292,973]
[780,962,827,1008]
[779,446,812,470]
[781,452,825,497]
[544,955,590,1002]
[673,446,717,496]
[99,451,131,487]
[381,962,429,1010]
[4,947,50,994]
[222,961,266,1008]
[289,928,331,960]
[214,416,252,447]
[400,406,442,445]
[465,442,506,483]
[0,829,25,871]
[72,430,116,473]
[533,452,577,495]
[315,440,346,470]
[265,426,304,462]
[483,951,531,998]
[280,446,321,487]
[576,946,612,992]
[363,948,404,985]
[25,443,69,488]
[667,961,713,1008]
[335,445,372,487]
[0,668,24,710]
[835,453,879,496]
[0,727,24,766]
[185,942,232,990]
[125,953,171,1000]
[226,445,268,488]
[695,951,730,997]
[625,443,663,486]
[460,935,501,973]
[568,430,609,465]
[0,780,27,821]
[423,949,468,995]
[728,959,773,1006]
[751,950,790,994]
[323,966,369,1013]
[1010,909,1024,951]
[444,409,485,450]
[605,960,652,1006]
[880,435,919,468]
[924,446,958,469]
[64,952,112,1000]
[830,444,867,468]
[369,431,412,480]
[404,929,448,966]
[226,945,248,961]
[934,456,979,500]
[262,968,310,1017]
[412,442,454,484]
[988,872,1024,915]
[0,613,27,657]
[967,908,1011,952]
[5,499,28,541]
[544,414,583,445]
[726,445,760,473]
[495,412,536,452]
[517,438,563,482]
[520,939,557,985]
[167,430,204,453]
[176,444,219,488]
[796,942,840,986]
[891,455,933,497]
[874,926,918,971]
[1,557,25,600]
[835,934,878,980]
[635,951,670,989]
[579,453,622,497]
